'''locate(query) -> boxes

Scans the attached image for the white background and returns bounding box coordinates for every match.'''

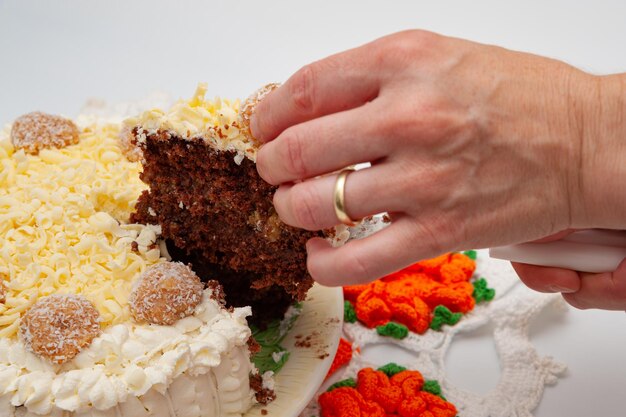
[1,1,625,416]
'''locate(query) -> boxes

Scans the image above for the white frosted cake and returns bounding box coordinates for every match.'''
[0,110,266,417]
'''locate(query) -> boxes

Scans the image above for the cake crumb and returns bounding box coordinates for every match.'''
[261,409,268,415]
[249,373,276,405]
[247,336,261,355]
[271,350,286,363]
[294,330,331,359]
[206,280,227,306]
[294,333,315,348]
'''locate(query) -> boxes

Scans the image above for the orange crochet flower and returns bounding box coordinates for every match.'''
[344,252,476,334]
[320,366,457,417]
[390,370,425,397]
[319,387,386,417]
[326,338,355,379]
[356,368,402,413]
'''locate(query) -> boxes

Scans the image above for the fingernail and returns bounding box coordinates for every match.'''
[250,114,261,140]
[547,284,577,293]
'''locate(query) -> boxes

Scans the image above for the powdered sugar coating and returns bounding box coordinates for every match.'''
[130,262,204,325]
[10,112,79,154]
[19,294,101,364]
[238,83,280,144]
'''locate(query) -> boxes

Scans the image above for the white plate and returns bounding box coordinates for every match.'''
[245,284,344,417]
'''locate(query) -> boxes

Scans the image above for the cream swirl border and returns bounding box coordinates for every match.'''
[0,289,253,415]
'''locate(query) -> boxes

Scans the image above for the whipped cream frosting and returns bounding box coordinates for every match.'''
[0,289,253,415]
[128,83,258,162]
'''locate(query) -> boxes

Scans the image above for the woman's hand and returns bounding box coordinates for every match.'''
[512,231,626,310]
[513,261,626,310]
[251,30,626,286]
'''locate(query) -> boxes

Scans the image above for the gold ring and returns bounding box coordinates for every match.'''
[333,168,361,227]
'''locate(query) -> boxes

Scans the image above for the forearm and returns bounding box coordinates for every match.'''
[576,73,626,229]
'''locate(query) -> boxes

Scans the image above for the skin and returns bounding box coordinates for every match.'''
[250,30,626,310]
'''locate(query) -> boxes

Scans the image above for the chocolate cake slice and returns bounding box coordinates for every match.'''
[128,84,325,323]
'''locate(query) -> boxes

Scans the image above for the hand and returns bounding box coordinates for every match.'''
[252,30,626,286]
[513,231,626,310]
[513,261,626,310]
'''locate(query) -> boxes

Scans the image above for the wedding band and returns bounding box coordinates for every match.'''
[333,168,361,227]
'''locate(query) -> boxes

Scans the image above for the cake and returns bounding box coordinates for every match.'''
[127,83,328,324]
[0,102,289,416]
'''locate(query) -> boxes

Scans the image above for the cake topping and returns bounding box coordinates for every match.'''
[238,83,280,144]
[129,83,270,162]
[10,112,79,154]
[19,294,101,364]
[130,262,204,325]
[0,276,6,304]
[118,125,143,162]
[0,121,159,338]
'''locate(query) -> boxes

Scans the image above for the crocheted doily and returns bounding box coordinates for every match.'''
[302,247,568,417]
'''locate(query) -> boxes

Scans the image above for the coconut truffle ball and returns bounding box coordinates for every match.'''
[11,112,79,154]
[238,83,280,144]
[20,294,101,364]
[130,262,204,325]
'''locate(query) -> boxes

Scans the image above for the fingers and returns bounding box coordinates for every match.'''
[561,258,626,310]
[256,104,389,185]
[513,259,626,311]
[273,165,406,231]
[307,216,427,285]
[250,44,382,143]
[511,262,581,293]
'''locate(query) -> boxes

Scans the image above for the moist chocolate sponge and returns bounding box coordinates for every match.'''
[130,130,321,323]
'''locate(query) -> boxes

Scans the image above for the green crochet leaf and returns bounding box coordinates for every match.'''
[430,305,462,331]
[327,377,357,392]
[463,250,477,260]
[376,322,409,339]
[377,362,407,377]
[344,300,357,323]
[473,278,496,303]
[423,380,442,396]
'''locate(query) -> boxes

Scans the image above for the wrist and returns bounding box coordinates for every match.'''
[575,73,626,229]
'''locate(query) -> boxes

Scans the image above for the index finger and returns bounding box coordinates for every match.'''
[250,43,383,142]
